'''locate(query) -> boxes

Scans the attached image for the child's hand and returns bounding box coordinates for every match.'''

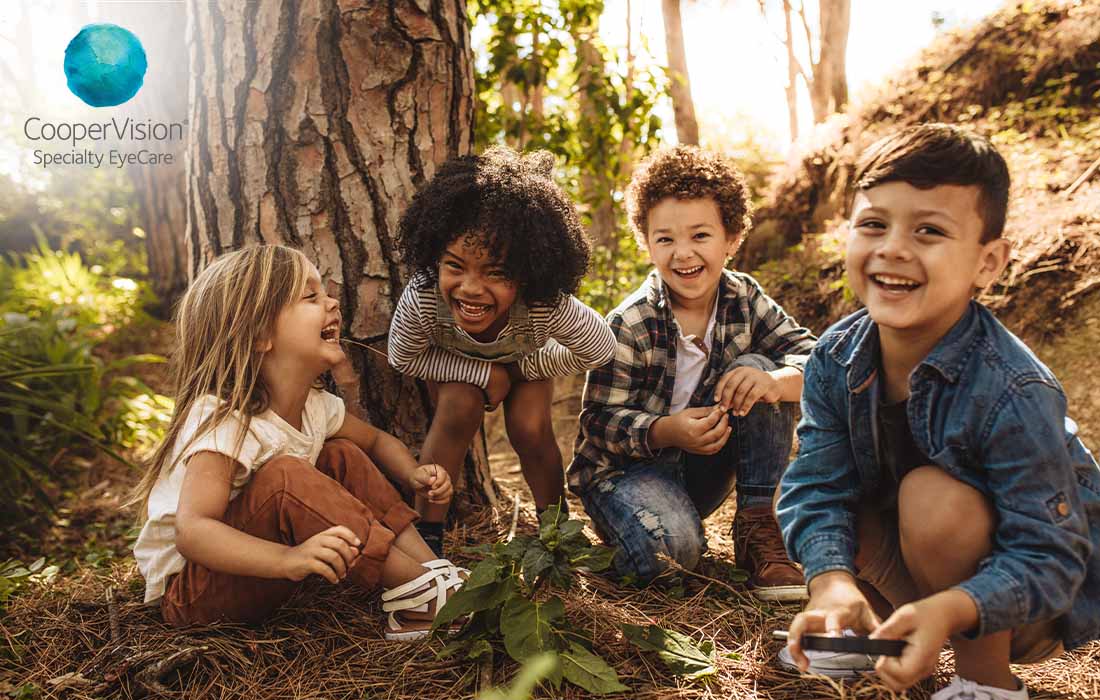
[281,525,361,584]
[411,463,453,504]
[786,572,880,672]
[666,405,731,454]
[714,366,782,416]
[485,364,513,408]
[872,599,955,691]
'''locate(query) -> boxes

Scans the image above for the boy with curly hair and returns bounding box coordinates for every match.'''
[389,146,615,556]
[777,124,1100,696]
[569,145,817,599]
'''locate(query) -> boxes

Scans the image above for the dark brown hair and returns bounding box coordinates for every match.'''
[396,146,589,306]
[854,123,1010,242]
[626,145,752,246]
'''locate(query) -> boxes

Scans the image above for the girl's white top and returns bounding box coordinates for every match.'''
[133,389,346,603]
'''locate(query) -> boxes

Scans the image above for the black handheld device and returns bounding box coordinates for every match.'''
[772,630,906,657]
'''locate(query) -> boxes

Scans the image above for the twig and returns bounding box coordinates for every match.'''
[655,553,757,606]
[506,493,521,542]
[478,650,494,694]
[1065,154,1100,197]
[106,586,121,647]
[338,337,390,360]
[132,645,209,697]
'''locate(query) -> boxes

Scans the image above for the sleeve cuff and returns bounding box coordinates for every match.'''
[631,412,661,460]
[954,568,1025,639]
[797,533,857,584]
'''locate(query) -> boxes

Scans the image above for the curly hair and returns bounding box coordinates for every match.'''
[626,145,752,246]
[396,146,590,306]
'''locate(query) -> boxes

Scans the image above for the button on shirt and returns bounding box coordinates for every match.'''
[669,293,719,415]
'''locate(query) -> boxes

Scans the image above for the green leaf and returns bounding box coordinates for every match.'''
[477,652,560,700]
[621,623,716,679]
[520,541,554,584]
[560,641,628,694]
[464,557,505,590]
[433,577,514,631]
[570,545,615,573]
[501,595,563,662]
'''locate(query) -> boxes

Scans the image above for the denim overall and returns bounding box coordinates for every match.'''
[431,289,537,363]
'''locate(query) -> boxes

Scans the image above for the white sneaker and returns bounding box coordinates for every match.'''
[931,675,1029,700]
[775,644,876,678]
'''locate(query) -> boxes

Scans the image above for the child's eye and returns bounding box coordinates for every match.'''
[916,225,947,237]
[303,292,318,300]
[655,236,672,245]
[693,232,711,240]
[488,269,507,279]
[443,261,462,271]
[855,220,885,232]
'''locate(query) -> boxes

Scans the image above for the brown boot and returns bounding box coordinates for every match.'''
[733,505,807,602]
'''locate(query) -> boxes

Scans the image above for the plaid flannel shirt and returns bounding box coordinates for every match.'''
[567,268,817,495]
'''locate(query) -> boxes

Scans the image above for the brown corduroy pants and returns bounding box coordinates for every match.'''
[161,439,418,626]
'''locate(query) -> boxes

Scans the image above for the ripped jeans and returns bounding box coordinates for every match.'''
[579,354,796,583]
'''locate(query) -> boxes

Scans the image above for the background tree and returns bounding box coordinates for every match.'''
[470,0,665,310]
[661,0,699,145]
[116,1,190,312]
[184,0,498,510]
[758,0,851,138]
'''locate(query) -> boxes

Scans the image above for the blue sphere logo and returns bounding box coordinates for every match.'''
[63,24,147,107]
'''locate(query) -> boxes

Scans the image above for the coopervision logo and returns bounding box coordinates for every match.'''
[64,24,147,107]
[24,117,187,169]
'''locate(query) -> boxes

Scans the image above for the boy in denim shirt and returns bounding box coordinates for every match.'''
[569,146,817,600]
[777,124,1100,698]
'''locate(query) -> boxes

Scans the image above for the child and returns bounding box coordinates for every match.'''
[129,245,466,641]
[568,145,817,600]
[777,124,1100,697]
[387,146,616,555]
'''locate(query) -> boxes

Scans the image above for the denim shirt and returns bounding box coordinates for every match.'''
[777,302,1100,650]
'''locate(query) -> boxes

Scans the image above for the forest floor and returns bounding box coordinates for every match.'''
[2,293,1098,699]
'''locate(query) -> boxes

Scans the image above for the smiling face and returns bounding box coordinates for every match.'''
[263,261,344,375]
[847,181,1010,343]
[644,197,741,308]
[438,235,519,340]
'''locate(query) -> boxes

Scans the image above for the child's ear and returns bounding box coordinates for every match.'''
[725,232,744,259]
[975,237,1011,289]
[256,336,273,354]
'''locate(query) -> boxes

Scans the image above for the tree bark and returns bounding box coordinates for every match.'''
[573,24,617,251]
[661,0,699,145]
[185,0,498,511]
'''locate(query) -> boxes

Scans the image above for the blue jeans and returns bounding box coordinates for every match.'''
[580,354,796,582]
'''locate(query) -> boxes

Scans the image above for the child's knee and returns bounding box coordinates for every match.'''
[615,511,705,583]
[433,383,485,434]
[898,466,995,557]
[506,412,556,454]
[252,455,329,497]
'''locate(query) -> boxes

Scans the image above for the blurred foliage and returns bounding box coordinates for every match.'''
[469,0,666,313]
[0,237,171,530]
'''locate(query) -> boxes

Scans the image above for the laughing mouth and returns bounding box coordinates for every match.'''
[672,265,704,277]
[455,299,492,319]
[321,321,340,343]
[870,273,922,292]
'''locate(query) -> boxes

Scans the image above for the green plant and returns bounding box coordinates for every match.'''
[622,623,717,680]
[433,506,627,695]
[0,558,58,610]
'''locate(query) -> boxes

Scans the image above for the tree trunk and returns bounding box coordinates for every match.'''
[573,26,617,251]
[808,0,850,122]
[185,0,499,511]
[661,0,699,145]
[782,0,799,141]
[118,1,190,312]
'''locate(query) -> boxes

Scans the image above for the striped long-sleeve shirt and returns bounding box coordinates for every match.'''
[387,272,617,389]
[568,269,817,494]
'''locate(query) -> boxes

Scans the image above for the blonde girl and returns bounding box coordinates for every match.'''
[128,245,465,640]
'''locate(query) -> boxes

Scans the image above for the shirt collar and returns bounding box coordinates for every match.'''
[834,301,981,391]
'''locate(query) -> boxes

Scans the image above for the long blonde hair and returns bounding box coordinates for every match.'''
[125,245,311,516]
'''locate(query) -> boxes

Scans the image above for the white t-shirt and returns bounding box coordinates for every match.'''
[669,297,719,415]
[133,389,346,603]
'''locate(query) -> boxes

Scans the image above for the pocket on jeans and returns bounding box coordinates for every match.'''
[164,567,212,610]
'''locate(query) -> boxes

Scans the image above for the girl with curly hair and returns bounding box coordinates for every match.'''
[388,146,615,555]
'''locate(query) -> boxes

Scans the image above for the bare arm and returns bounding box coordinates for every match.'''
[175,451,361,583]
[174,451,292,579]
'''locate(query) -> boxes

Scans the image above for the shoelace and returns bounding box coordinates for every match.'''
[741,512,794,566]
